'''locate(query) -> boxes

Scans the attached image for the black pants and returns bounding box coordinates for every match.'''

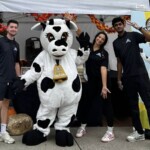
[77,77,114,127]
[123,74,150,134]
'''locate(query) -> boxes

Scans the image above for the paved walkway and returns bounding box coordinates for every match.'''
[1,127,150,150]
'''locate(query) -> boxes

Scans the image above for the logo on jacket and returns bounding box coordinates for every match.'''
[126,39,131,43]
[14,47,17,52]
[96,53,101,57]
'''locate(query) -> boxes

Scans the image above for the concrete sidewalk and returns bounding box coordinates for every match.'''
[1,127,150,150]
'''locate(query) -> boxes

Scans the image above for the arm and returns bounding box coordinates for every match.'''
[64,13,90,65]
[126,20,150,42]
[15,62,21,77]
[139,28,150,42]
[76,25,82,37]
[64,13,82,36]
[117,57,122,82]
[21,52,44,87]
[117,57,123,90]
[15,43,21,76]
[101,66,107,88]
[101,66,111,99]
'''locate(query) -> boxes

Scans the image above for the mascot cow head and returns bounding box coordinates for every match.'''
[31,18,78,60]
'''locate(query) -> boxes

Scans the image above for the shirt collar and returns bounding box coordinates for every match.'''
[4,36,15,42]
[118,31,127,39]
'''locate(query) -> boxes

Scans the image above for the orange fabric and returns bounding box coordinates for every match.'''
[8,107,16,116]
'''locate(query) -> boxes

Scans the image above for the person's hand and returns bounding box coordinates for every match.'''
[64,12,77,23]
[76,32,90,50]
[12,78,25,94]
[117,80,123,90]
[101,87,111,99]
[126,20,141,30]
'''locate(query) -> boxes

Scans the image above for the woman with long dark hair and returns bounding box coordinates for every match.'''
[76,31,115,142]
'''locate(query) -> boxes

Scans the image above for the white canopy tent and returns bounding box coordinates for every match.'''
[0,0,149,15]
[0,0,149,71]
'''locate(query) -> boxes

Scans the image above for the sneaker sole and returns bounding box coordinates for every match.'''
[76,133,86,138]
[101,137,115,143]
[126,138,145,142]
[0,139,15,144]
[4,140,15,144]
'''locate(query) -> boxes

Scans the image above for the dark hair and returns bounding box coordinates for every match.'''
[92,31,108,48]
[146,18,150,27]
[7,20,19,26]
[112,17,124,27]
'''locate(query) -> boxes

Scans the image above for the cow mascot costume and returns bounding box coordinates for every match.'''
[13,18,90,146]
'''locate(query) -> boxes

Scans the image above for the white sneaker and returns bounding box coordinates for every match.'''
[0,131,15,144]
[101,131,115,142]
[126,131,145,142]
[76,127,86,138]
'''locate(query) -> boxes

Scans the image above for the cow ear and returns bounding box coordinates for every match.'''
[31,22,46,31]
[66,20,78,31]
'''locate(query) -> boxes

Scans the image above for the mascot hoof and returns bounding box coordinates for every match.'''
[145,129,150,139]
[22,129,47,145]
[55,130,73,147]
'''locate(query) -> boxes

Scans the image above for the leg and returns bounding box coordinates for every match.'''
[55,103,78,147]
[76,82,88,124]
[76,79,99,138]
[138,74,150,129]
[22,104,57,145]
[123,77,145,142]
[76,82,88,138]
[103,94,114,127]
[1,99,10,125]
[101,94,115,142]
[87,78,103,126]
[0,83,15,144]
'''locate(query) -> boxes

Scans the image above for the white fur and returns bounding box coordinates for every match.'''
[21,19,89,136]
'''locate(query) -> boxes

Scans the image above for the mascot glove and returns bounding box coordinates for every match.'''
[117,80,123,90]
[12,77,25,94]
[76,32,90,50]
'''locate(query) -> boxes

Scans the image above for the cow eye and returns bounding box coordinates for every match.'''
[61,32,68,41]
[46,33,55,42]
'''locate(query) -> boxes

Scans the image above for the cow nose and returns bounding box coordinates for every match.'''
[52,49,57,52]
[55,39,67,47]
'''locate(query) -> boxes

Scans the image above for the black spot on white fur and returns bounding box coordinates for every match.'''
[53,26,61,32]
[66,115,75,127]
[37,119,50,129]
[41,23,46,30]
[49,19,54,25]
[77,50,83,57]
[72,75,81,92]
[33,63,41,72]
[55,39,67,47]
[41,77,55,92]
[65,20,70,29]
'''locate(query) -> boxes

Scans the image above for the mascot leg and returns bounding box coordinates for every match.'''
[22,105,57,145]
[55,103,78,147]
